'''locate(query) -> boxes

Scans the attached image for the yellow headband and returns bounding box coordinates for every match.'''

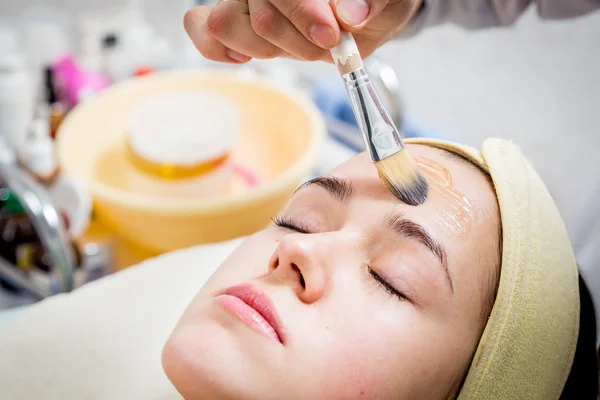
[406,137,579,399]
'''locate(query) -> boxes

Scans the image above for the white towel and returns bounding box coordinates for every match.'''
[0,238,243,400]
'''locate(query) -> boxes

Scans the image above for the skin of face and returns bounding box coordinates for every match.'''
[162,144,501,400]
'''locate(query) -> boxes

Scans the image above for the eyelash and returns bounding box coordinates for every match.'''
[272,215,312,234]
[273,215,406,302]
[367,266,406,301]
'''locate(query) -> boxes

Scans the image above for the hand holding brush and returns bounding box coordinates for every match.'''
[330,31,429,206]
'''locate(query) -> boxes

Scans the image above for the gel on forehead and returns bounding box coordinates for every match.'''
[415,157,476,237]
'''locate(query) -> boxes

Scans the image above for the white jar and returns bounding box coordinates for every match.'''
[129,91,237,165]
[0,53,33,152]
[126,90,239,196]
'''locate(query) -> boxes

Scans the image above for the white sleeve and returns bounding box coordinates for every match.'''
[402,0,600,36]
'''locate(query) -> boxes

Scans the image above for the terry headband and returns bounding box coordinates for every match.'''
[407,137,579,399]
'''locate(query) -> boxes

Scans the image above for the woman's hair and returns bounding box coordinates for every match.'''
[560,273,599,399]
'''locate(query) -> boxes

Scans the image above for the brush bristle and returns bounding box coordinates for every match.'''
[375,150,429,206]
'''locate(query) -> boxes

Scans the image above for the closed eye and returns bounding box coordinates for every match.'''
[367,265,406,301]
[274,216,407,302]
[272,215,312,234]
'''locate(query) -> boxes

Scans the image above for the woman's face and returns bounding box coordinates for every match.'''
[163,144,501,400]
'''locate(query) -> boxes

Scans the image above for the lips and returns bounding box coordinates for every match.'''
[214,283,285,344]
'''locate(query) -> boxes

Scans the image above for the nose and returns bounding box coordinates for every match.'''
[268,232,336,304]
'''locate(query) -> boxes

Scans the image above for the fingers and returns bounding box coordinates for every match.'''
[269,0,340,49]
[248,0,329,61]
[184,6,251,63]
[331,0,389,32]
[184,0,415,64]
[189,0,392,63]
[207,0,284,59]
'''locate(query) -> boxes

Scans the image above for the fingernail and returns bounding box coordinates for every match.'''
[309,24,336,48]
[226,49,250,63]
[336,0,370,26]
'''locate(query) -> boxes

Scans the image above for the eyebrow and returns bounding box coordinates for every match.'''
[297,176,354,204]
[299,176,453,294]
[383,213,453,294]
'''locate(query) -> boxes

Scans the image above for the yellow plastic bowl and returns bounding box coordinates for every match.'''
[57,69,326,253]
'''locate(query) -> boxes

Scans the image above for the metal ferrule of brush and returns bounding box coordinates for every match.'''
[342,68,405,162]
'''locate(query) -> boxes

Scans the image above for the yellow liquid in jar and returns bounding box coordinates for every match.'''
[94,141,245,200]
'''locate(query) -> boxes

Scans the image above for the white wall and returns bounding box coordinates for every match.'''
[0,0,191,53]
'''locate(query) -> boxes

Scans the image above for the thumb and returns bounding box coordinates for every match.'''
[331,0,389,31]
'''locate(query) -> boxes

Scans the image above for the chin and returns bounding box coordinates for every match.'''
[162,322,240,399]
[162,308,281,400]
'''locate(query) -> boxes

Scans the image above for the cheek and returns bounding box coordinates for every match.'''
[308,305,410,398]
[320,326,390,397]
[308,304,462,400]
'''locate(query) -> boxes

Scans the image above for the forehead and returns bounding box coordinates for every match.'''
[329,145,497,226]
[327,144,500,295]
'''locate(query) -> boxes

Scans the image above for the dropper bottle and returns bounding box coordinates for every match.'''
[44,67,66,139]
[19,105,59,185]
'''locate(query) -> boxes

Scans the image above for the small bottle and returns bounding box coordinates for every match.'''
[44,67,66,139]
[16,240,82,274]
[101,33,119,81]
[0,188,36,271]
[0,51,33,152]
[0,187,25,215]
[0,136,16,165]
[0,187,82,291]
[19,106,60,185]
[0,187,21,292]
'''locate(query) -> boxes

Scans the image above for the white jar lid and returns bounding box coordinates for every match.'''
[128,90,238,166]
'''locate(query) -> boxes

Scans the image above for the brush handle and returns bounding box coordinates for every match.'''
[330,32,364,75]
[342,68,406,161]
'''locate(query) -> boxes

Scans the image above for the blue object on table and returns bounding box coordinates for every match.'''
[312,75,454,144]
[312,76,357,126]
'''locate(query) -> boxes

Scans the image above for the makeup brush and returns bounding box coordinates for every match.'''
[330,32,429,206]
